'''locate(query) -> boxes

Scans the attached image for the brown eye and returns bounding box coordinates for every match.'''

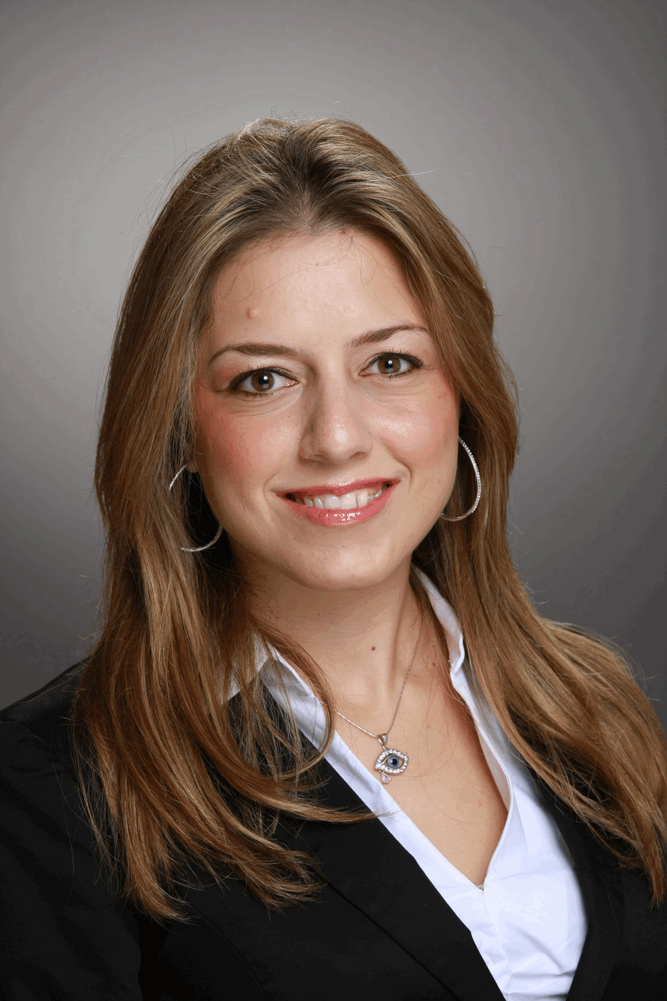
[378,355,403,374]
[233,369,293,395]
[249,371,275,392]
[367,354,419,377]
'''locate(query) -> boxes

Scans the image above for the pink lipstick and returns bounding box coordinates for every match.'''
[280,479,397,526]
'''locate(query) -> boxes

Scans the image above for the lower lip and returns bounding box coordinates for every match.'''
[281,483,396,526]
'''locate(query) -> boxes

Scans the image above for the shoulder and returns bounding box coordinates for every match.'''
[1,661,82,735]
[1,663,84,798]
[1,662,84,794]
[0,662,96,876]
[0,665,151,997]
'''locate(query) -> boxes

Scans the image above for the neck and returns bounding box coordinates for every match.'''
[240,554,424,709]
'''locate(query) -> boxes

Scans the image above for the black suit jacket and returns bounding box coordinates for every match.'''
[1,665,665,1000]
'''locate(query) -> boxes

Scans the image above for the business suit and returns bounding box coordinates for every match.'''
[1,664,665,1000]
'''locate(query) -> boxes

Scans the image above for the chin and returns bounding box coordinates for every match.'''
[230,515,437,595]
[276,548,411,594]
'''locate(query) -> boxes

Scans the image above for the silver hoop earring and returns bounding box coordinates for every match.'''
[169,465,223,553]
[440,437,482,522]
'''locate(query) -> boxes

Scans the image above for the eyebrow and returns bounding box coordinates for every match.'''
[207,324,430,366]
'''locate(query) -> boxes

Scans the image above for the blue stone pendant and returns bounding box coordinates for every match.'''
[375,745,409,784]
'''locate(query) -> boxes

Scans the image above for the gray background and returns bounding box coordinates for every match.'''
[1,0,665,729]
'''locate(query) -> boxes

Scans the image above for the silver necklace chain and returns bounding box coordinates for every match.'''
[335,612,425,748]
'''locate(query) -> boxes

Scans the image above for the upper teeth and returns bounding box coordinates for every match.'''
[292,486,387,509]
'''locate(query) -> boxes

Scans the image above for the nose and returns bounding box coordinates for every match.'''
[298,380,373,466]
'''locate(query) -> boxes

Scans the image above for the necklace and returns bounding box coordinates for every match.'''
[335,613,424,784]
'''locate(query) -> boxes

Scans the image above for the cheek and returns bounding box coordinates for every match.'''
[379,385,458,462]
[395,388,460,522]
[193,393,293,495]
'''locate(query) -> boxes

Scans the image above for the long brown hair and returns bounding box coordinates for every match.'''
[75,117,667,918]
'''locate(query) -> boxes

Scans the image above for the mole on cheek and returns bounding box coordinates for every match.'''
[246,306,259,319]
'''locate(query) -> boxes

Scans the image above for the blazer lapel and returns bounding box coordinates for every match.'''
[295,758,505,1001]
[535,782,624,1001]
[307,763,630,1001]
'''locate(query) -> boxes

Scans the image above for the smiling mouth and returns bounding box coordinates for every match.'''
[285,482,392,510]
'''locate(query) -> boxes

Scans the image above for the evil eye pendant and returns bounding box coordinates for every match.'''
[374,747,409,784]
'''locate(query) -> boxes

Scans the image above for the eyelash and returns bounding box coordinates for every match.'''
[229,352,423,396]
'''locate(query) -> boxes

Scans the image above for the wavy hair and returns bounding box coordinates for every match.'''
[74,117,667,918]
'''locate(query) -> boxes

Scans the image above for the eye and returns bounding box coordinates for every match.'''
[231,368,294,395]
[365,353,421,377]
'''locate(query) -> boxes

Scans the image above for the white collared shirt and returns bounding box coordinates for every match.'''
[260,574,587,1001]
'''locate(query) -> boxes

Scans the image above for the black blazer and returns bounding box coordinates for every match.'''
[1,665,665,1000]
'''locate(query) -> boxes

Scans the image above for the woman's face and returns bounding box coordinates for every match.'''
[193,229,459,593]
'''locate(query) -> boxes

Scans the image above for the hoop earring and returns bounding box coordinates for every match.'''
[440,437,482,522]
[169,465,223,552]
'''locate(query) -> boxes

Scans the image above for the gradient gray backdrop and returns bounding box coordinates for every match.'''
[1,0,665,728]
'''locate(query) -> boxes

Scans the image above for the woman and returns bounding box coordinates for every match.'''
[1,118,665,1000]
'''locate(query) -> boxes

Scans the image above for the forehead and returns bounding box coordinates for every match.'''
[208,229,425,341]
